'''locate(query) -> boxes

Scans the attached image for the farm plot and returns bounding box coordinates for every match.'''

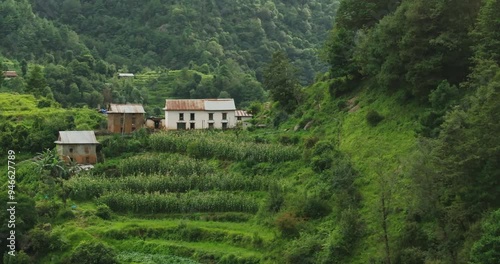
[64,136,281,263]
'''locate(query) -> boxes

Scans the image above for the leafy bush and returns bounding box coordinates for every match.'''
[69,241,118,264]
[311,156,333,173]
[278,134,299,145]
[95,204,112,220]
[366,110,384,126]
[469,209,500,264]
[3,250,31,264]
[283,234,322,264]
[296,195,331,219]
[264,184,284,213]
[275,212,302,239]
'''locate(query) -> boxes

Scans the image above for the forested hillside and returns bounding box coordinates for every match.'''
[1,0,336,109]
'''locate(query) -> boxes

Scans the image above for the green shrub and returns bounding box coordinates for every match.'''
[366,110,384,126]
[264,184,284,213]
[69,241,118,264]
[283,234,322,264]
[95,204,112,220]
[56,208,75,221]
[275,212,302,238]
[278,134,299,145]
[3,250,31,264]
[311,156,333,173]
[297,195,331,219]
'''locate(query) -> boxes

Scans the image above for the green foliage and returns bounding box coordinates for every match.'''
[3,250,31,264]
[275,212,302,239]
[264,184,284,213]
[283,234,322,264]
[366,109,384,126]
[95,204,113,220]
[100,191,259,214]
[469,209,500,263]
[150,132,300,163]
[69,241,118,264]
[264,51,301,113]
[295,195,331,219]
[67,172,268,201]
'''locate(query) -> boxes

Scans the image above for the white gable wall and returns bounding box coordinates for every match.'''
[165,110,236,130]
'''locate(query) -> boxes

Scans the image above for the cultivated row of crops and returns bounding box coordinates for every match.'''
[149,132,300,163]
[118,153,216,176]
[67,173,269,200]
[99,191,259,214]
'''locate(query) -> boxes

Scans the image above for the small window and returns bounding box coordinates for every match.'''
[190,123,195,129]
[222,113,227,120]
[222,123,228,129]
[237,116,242,121]
[177,123,186,130]
[208,123,214,129]
[209,113,214,120]
[190,113,195,121]
[84,146,89,154]
[179,113,184,121]
[69,148,73,153]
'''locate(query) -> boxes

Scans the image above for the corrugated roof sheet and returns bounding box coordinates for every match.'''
[108,104,145,113]
[164,99,236,111]
[205,99,236,111]
[54,131,99,144]
[235,110,253,117]
[165,100,205,110]
[118,73,134,77]
[3,71,17,77]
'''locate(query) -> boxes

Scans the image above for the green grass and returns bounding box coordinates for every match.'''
[338,89,421,262]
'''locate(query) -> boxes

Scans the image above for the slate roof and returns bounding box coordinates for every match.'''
[107,104,145,113]
[164,99,236,111]
[54,131,99,145]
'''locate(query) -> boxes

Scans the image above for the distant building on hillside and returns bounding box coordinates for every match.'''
[145,117,165,130]
[107,104,145,133]
[3,71,18,78]
[55,131,99,164]
[235,110,253,128]
[118,73,134,78]
[163,99,236,130]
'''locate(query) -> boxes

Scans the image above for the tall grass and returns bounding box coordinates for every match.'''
[118,153,216,176]
[68,173,269,200]
[99,191,259,214]
[149,132,300,163]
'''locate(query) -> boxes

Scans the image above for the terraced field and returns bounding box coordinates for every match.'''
[52,132,300,263]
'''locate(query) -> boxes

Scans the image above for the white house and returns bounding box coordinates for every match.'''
[235,110,253,128]
[164,99,236,130]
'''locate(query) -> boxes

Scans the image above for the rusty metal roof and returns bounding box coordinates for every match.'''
[235,110,253,117]
[3,71,17,77]
[164,99,236,111]
[54,131,99,144]
[108,104,145,113]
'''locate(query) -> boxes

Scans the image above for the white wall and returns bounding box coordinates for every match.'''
[165,110,236,130]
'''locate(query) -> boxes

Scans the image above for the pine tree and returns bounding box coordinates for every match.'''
[26,65,47,97]
[263,51,301,113]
